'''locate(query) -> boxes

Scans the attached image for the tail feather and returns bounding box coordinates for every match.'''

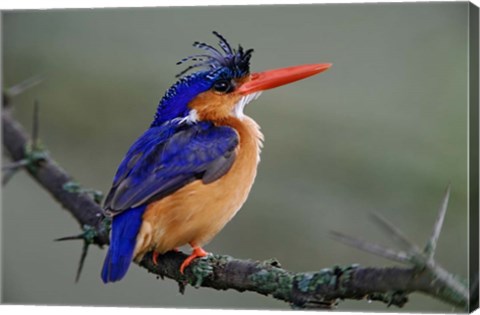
[101,205,145,283]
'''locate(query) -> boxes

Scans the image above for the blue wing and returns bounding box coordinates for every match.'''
[103,120,239,214]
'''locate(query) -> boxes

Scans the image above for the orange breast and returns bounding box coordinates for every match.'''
[133,116,263,260]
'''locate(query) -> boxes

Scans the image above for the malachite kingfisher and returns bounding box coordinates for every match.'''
[101,31,331,283]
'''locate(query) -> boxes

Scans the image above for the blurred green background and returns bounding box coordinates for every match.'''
[2,2,470,312]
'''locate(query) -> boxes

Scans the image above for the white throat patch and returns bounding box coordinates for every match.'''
[232,92,262,118]
[177,109,199,124]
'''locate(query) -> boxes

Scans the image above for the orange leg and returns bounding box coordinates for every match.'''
[153,248,179,265]
[152,251,160,265]
[179,243,208,274]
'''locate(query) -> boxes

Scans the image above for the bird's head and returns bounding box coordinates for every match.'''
[152,32,331,126]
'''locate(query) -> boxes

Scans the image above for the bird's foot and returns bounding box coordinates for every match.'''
[180,246,208,274]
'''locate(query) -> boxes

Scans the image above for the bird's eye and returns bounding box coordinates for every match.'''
[213,79,234,93]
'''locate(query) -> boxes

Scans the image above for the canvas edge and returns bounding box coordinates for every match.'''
[468,1,479,313]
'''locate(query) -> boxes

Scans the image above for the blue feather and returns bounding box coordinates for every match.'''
[101,205,146,283]
[103,121,238,213]
[152,72,211,127]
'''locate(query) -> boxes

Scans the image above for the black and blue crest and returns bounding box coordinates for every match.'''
[152,32,254,126]
[176,31,254,79]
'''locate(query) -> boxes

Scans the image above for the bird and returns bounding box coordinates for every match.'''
[101,31,331,283]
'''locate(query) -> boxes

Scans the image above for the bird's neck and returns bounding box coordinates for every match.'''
[216,116,264,161]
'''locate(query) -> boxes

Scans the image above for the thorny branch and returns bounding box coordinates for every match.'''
[2,105,110,246]
[1,78,475,310]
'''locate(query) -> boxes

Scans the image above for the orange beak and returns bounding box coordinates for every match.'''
[237,63,332,95]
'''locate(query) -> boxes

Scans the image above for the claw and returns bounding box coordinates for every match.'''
[180,245,207,274]
[152,251,160,265]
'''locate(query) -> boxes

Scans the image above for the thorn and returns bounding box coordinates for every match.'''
[424,184,451,261]
[178,280,187,295]
[55,234,84,242]
[4,74,45,99]
[55,225,100,282]
[2,159,30,185]
[2,168,18,185]
[23,102,49,174]
[369,212,422,254]
[32,99,40,149]
[2,159,30,171]
[75,240,90,283]
[330,230,411,264]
